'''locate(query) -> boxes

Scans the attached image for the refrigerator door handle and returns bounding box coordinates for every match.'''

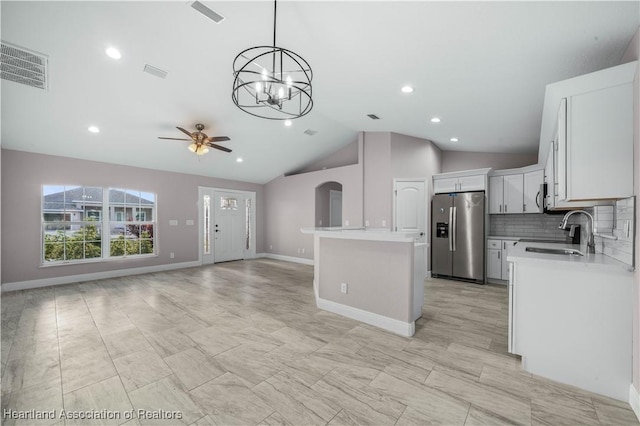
[452,206,457,251]
[448,207,453,251]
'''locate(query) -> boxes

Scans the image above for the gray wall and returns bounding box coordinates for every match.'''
[442,151,538,173]
[621,25,640,397]
[264,144,364,260]
[318,238,413,322]
[290,140,359,175]
[363,132,393,228]
[1,149,265,284]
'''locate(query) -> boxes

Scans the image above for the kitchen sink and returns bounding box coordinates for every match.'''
[525,247,584,256]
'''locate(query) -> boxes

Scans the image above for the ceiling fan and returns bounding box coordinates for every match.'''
[158,123,231,156]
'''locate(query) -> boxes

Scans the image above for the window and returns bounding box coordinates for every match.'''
[220,197,238,210]
[109,189,155,257]
[43,186,103,262]
[42,185,156,264]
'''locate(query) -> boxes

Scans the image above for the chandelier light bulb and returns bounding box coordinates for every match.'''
[286,76,292,87]
[256,82,262,92]
[261,69,268,80]
[278,87,285,99]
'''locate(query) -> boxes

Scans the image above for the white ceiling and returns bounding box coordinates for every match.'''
[2,1,638,184]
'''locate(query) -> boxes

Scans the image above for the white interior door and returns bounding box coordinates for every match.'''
[329,190,342,227]
[394,179,426,243]
[214,191,246,263]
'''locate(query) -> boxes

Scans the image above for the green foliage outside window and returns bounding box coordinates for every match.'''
[44,223,154,261]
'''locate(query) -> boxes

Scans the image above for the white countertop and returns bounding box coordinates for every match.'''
[300,227,420,242]
[507,241,633,273]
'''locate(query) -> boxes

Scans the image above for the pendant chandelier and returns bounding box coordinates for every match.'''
[232,1,313,120]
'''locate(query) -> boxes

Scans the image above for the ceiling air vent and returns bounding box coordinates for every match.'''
[304,129,318,136]
[0,41,48,90]
[143,64,168,79]
[191,1,225,23]
[367,114,380,120]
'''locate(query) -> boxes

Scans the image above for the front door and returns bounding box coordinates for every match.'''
[214,191,246,263]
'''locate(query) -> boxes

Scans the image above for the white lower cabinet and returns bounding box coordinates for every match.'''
[509,257,632,401]
[487,239,517,281]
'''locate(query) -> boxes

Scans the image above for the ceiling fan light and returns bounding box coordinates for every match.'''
[198,146,210,155]
[188,143,198,153]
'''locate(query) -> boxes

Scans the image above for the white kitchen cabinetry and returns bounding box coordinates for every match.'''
[434,174,485,194]
[539,62,636,206]
[503,175,523,214]
[488,177,504,214]
[487,239,517,281]
[490,174,524,214]
[523,170,543,213]
[508,245,632,401]
[486,239,502,280]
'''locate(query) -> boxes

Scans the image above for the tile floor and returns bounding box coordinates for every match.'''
[1,259,638,425]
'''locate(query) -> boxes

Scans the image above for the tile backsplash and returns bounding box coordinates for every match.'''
[490,213,588,242]
[593,197,635,267]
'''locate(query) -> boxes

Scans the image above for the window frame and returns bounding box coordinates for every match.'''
[41,185,157,266]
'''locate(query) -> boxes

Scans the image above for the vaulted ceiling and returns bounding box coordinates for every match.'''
[2,1,638,183]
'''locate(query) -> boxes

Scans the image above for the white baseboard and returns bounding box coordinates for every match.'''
[316,297,415,337]
[259,253,314,266]
[1,261,201,293]
[630,384,640,422]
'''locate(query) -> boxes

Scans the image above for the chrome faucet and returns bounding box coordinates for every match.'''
[559,210,595,253]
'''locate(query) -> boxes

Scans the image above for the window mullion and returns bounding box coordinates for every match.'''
[103,188,109,259]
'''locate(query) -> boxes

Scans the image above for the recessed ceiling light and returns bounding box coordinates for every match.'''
[284,120,292,127]
[430,117,441,123]
[88,126,100,133]
[105,47,121,60]
[450,137,459,142]
[236,157,243,163]
[401,85,414,93]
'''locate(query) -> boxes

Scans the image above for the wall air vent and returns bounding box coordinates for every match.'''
[143,64,168,79]
[0,41,48,90]
[304,129,318,136]
[191,1,225,23]
[367,114,380,120]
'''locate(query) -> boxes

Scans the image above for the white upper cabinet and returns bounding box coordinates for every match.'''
[489,176,504,214]
[433,169,490,194]
[433,177,459,194]
[503,174,524,214]
[458,174,485,192]
[523,169,543,214]
[539,62,636,204]
[565,83,633,200]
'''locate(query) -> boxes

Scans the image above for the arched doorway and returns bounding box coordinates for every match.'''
[315,182,343,227]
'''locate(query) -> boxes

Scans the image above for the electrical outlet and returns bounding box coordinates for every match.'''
[186,219,194,226]
[341,282,348,294]
[382,220,387,227]
[345,219,349,226]
[297,248,301,253]
[269,245,273,250]
[301,248,305,254]
[170,252,175,259]
[319,219,322,226]
[365,220,370,227]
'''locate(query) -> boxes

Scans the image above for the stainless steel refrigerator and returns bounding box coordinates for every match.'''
[431,191,485,283]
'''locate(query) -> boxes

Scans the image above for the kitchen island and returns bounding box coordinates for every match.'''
[300,227,425,337]
[507,241,633,401]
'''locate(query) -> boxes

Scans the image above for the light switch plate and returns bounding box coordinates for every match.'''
[186,219,194,226]
[169,220,178,226]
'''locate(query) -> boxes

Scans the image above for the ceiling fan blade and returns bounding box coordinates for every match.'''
[205,136,231,142]
[207,143,232,153]
[158,137,191,141]
[176,127,194,138]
